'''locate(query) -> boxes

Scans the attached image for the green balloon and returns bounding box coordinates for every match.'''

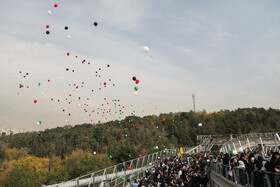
[116,174,120,178]
[38,83,41,86]
[134,86,138,91]
[109,155,112,159]
[129,155,131,158]
[121,177,125,181]
[159,136,161,138]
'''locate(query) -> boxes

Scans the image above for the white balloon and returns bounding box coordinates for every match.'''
[142,46,149,53]
[47,10,52,14]
[198,123,202,127]
[238,148,243,152]
[67,35,71,39]
[134,91,138,96]
[93,152,96,155]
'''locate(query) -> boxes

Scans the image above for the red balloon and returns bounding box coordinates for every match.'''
[136,126,138,129]
[122,129,124,131]
[135,79,139,84]
[151,122,154,126]
[139,155,142,158]
[162,118,166,122]
[67,52,70,56]
[54,4,58,7]
[104,82,107,85]
[128,167,131,170]
[46,25,49,28]
[48,80,50,82]
[34,100,37,103]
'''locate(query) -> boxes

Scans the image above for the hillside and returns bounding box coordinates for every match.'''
[0,107,280,186]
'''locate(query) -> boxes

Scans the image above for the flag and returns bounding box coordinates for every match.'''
[178,147,184,158]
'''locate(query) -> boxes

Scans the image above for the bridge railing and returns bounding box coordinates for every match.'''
[219,133,280,154]
[46,145,208,187]
[209,162,280,187]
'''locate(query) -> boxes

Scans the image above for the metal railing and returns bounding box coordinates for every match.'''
[219,133,280,154]
[45,144,207,187]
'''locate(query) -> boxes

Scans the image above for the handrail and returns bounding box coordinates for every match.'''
[45,145,207,187]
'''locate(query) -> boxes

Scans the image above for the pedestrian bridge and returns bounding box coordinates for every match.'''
[45,133,280,187]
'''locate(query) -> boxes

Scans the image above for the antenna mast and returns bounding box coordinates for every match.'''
[192,94,196,112]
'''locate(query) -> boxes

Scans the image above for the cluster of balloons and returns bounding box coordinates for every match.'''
[132,76,140,95]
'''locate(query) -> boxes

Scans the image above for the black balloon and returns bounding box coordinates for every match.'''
[66,68,69,71]
[107,64,110,67]
[93,22,98,26]
[46,30,50,34]
[65,26,68,30]
[132,76,136,81]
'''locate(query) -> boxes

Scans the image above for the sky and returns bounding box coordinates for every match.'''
[0,0,280,131]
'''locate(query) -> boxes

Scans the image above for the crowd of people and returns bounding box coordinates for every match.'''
[216,148,280,187]
[127,148,280,187]
[129,152,210,187]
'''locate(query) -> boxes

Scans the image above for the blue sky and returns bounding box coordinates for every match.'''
[0,0,280,131]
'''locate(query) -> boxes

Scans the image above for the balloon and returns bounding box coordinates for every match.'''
[134,86,138,91]
[162,118,166,122]
[37,121,42,125]
[46,25,49,28]
[67,52,70,56]
[93,22,98,26]
[121,177,125,181]
[67,35,71,39]
[135,79,139,84]
[129,154,131,158]
[142,46,149,53]
[34,100,37,103]
[93,152,96,155]
[151,122,154,126]
[54,4,58,7]
[103,82,107,86]
[198,123,202,127]
[134,91,138,96]
[65,26,68,30]
[132,76,136,81]
[127,167,131,170]
[47,10,52,14]
[46,31,50,35]
[116,174,120,178]
[109,155,112,159]
[139,155,142,158]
